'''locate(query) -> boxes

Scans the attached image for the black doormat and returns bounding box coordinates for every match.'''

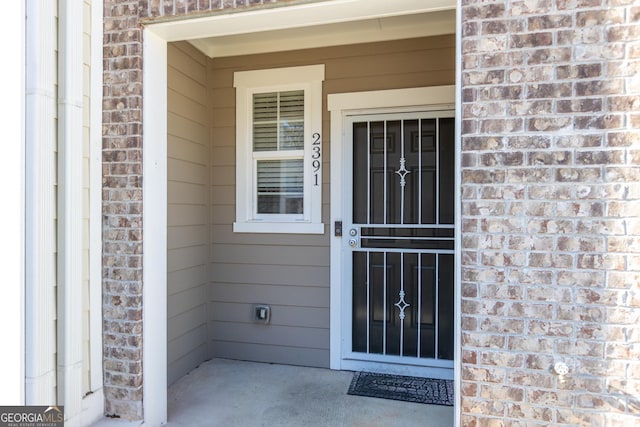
[347,372,454,406]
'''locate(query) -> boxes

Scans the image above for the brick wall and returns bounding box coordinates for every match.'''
[103,0,640,422]
[102,0,321,420]
[103,1,144,419]
[460,1,640,425]
[139,0,307,19]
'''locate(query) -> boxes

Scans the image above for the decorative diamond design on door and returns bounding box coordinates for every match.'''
[395,157,410,188]
[394,290,410,320]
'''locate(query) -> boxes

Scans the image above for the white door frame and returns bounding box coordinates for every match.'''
[338,109,456,380]
[142,2,458,424]
[328,86,456,378]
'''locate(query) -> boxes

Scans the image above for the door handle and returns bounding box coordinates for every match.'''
[349,239,358,248]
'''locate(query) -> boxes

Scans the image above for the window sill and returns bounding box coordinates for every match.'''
[233,221,325,234]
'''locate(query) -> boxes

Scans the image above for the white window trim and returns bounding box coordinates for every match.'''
[233,65,325,234]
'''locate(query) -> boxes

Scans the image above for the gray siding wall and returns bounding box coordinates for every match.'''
[207,35,455,368]
[167,42,210,385]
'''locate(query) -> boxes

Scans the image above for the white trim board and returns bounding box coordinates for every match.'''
[25,0,58,405]
[89,0,105,396]
[454,2,463,426]
[0,0,25,406]
[328,86,455,112]
[57,0,85,418]
[142,28,168,427]
[327,86,455,373]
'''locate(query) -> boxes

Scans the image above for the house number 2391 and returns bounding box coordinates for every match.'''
[312,132,321,186]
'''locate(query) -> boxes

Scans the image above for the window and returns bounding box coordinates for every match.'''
[233,65,325,234]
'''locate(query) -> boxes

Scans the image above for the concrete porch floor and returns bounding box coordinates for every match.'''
[165,358,454,427]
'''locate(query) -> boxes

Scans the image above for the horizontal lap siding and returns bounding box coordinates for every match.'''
[208,35,455,368]
[167,42,210,385]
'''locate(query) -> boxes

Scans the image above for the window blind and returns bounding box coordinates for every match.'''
[256,159,304,214]
[253,90,304,152]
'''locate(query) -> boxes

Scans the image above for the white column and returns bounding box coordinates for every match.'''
[0,0,26,406]
[57,0,85,420]
[25,0,58,405]
[143,28,168,427]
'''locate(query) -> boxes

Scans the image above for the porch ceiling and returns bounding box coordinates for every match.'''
[146,0,455,58]
[190,9,455,58]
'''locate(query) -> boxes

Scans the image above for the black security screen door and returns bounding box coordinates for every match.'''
[349,113,454,362]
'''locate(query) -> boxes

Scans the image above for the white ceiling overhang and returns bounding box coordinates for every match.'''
[145,0,456,58]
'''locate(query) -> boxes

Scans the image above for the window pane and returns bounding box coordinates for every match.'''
[257,159,303,214]
[253,92,277,122]
[279,90,304,119]
[253,90,305,152]
[253,123,277,151]
[280,121,304,150]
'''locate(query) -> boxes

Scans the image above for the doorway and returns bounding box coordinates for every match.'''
[141,1,459,419]
[328,87,456,380]
[343,112,455,377]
